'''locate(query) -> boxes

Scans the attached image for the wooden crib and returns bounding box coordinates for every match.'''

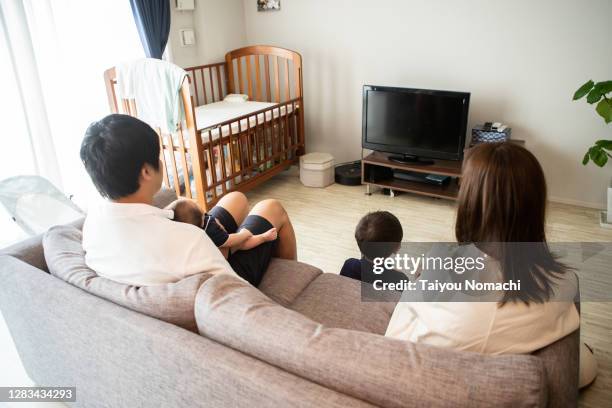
[104,45,305,210]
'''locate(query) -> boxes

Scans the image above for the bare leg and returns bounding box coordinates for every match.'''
[212,191,249,228]
[247,199,297,260]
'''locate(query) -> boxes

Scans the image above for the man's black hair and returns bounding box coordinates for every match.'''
[80,114,160,199]
[355,211,403,259]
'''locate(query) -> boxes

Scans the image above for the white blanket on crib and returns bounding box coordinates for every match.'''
[116,58,187,134]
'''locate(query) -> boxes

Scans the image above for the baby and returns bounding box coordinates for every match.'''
[173,199,277,258]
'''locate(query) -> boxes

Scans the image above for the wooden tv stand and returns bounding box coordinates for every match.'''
[361,151,462,200]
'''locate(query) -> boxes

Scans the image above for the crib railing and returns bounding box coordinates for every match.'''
[184,47,302,106]
[161,97,303,209]
[226,45,303,104]
[185,62,229,106]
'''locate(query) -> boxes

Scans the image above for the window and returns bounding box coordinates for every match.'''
[0,0,144,245]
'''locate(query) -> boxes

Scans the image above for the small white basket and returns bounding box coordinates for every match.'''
[299,153,334,187]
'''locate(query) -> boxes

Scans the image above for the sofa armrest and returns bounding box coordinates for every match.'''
[0,233,48,272]
[0,217,85,272]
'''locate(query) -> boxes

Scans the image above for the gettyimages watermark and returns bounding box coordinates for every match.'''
[358,242,612,302]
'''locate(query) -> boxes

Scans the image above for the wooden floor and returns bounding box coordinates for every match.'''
[245,167,612,408]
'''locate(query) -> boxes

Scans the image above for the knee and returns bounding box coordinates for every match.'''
[226,191,247,202]
[255,198,283,210]
[225,191,248,207]
[254,199,287,218]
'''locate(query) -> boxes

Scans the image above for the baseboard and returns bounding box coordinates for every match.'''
[548,196,605,210]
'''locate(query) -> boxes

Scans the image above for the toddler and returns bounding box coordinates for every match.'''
[340,210,405,284]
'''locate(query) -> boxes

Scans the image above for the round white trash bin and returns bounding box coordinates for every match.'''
[299,152,334,187]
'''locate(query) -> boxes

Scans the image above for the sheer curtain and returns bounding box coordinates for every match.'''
[0,0,144,245]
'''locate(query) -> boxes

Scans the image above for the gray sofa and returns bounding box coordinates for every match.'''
[0,191,578,407]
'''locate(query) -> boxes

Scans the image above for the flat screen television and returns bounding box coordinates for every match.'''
[362,85,470,162]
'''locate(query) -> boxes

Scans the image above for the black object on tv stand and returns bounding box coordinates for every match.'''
[361,151,462,200]
[388,154,435,165]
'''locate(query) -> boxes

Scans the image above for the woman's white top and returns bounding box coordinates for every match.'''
[385,247,580,354]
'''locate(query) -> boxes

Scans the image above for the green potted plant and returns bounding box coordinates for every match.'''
[573,80,612,227]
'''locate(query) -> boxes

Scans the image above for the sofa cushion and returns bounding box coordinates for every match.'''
[151,188,180,209]
[258,258,322,306]
[289,273,396,335]
[43,225,211,331]
[195,273,548,408]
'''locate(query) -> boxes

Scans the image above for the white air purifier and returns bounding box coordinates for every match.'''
[300,153,334,188]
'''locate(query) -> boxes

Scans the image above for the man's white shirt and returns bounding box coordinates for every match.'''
[82,200,236,285]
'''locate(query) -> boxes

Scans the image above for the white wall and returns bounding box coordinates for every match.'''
[168,0,246,67]
[242,0,612,208]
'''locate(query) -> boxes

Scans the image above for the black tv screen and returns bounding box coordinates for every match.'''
[362,85,470,161]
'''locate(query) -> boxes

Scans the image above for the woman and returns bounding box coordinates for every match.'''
[385,142,596,388]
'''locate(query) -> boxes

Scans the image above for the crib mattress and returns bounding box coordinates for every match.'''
[194,101,295,142]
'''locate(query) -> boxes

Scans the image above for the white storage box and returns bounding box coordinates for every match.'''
[300,153,334,187]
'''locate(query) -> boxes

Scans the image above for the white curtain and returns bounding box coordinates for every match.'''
[0,0,144,246]
[0,0,144,206]
[0,1,53,183]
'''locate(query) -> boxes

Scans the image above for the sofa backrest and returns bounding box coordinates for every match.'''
[195,273,548,408]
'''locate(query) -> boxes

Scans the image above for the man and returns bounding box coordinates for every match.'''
[80,114,297,286]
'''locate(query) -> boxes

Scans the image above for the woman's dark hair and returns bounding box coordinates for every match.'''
[355,211,403,259]
[80,114,160,199]
[456,142,567,304]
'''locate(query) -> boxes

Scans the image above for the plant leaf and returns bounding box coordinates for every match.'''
[594,153,608,167]
[589,146,609,167]
[593,81,612,96]
[573,80,594,100]
[595,139,612,150]
[595,99,612,123]
[586,88,603,104]
[582,151,590,165]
